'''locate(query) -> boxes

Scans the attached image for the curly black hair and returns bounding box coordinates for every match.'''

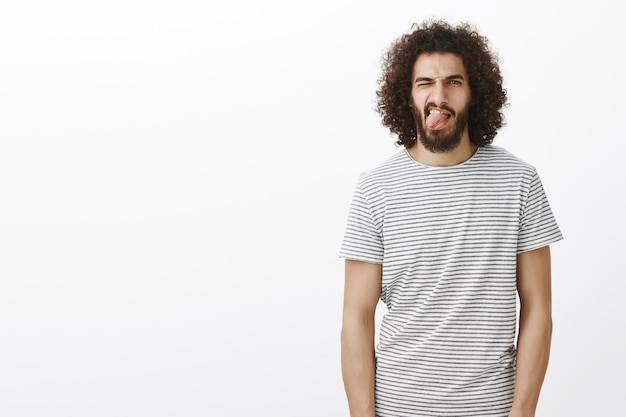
[376,20,508,148]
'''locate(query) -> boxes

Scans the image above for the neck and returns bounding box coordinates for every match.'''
[408,134,478,167]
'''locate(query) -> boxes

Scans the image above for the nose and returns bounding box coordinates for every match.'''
[430,79,447,106]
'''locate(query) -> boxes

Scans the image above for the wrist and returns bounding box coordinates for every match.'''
[508,405,535,417]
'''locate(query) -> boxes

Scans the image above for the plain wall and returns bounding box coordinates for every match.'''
[1,1,624,416]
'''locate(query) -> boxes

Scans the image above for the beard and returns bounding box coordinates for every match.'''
[413,103,470,153]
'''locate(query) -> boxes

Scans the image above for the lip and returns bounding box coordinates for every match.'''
[425,106,453,129]
[426,106,452,116]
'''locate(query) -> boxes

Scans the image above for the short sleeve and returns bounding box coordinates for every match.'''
[339,182,384,264]
[517,169,563,253]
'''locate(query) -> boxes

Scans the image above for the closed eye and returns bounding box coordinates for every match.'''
[414,75,465,87]
[415,78,433,87]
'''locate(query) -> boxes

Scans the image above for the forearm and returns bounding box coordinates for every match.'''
[510,305,552,417]
[341,317,376,417]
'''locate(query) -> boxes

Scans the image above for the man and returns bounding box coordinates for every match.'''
[339,20,562,417]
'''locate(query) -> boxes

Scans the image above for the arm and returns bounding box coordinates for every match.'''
[340,259,382,417]
[509,246,553,417]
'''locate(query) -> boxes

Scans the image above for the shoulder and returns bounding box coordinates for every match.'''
[356,149,413,190]
[477,144,537,176]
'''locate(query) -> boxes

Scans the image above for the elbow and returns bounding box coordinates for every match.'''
[520,304,552,333]
[341,311,376,345]
[342,306,376,330]
[548,315,554,338]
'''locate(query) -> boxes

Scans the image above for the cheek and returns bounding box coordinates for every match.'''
[409,102,423,121]
[460,89,472,105]
[412,88,432,105]
[410,93,424,112]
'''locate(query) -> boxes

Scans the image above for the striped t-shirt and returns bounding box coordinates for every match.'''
[339,145,562,417]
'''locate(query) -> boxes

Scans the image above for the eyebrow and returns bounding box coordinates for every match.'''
[414,74,466,84]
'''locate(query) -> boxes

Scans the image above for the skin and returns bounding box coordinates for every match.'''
[408,52,476,167]
[510,246,553,417]
[341,260,381,417]
[340,52,553,417]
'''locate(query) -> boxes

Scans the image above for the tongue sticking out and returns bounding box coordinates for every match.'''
[426,112,449,129]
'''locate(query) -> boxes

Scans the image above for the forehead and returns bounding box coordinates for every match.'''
[412,52,467,78]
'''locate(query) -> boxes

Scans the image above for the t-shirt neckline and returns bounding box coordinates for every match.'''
[403,145,483,169]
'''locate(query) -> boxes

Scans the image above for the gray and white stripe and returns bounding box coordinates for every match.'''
[340,145,562,417]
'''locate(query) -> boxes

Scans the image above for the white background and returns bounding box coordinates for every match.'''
[1,1,624,416]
